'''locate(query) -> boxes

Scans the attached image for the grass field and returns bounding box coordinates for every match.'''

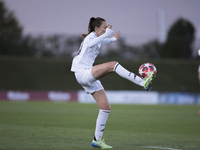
[0,101,200,150]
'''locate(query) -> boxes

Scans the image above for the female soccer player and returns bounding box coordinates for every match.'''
[71,17,153,149]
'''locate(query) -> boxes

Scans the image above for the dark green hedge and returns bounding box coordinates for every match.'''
[0,57,199,92]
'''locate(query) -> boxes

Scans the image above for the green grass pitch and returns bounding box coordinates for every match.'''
[0,101,200,150]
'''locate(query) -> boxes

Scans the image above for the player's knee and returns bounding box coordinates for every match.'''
[109,61,118,71]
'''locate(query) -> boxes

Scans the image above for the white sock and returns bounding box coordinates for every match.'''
[114,62,144,86]
[94,109,110,141]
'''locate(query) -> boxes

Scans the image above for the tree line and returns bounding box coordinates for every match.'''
[0,1,196,59]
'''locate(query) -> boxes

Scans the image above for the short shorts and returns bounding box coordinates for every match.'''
[74,68,104,94]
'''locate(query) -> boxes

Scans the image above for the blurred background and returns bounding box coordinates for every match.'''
[0,0,200,97]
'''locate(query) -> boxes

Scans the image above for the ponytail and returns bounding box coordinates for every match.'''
[82,17,105,39]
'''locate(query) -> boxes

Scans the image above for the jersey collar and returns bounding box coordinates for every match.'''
[92,31,97,38]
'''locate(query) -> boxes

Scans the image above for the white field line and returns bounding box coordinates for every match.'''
[144,146,181,150]
[143,146,200,150]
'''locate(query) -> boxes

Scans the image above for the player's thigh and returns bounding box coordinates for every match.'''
[92,61,117,79]
[92,89,111,110]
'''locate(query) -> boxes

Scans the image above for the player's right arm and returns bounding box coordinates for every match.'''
[88,28,113,48]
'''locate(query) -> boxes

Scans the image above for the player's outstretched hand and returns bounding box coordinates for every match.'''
[107,24,112,29]
[113,31,121,40]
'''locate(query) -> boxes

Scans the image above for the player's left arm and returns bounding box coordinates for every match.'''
[101,31,121,45]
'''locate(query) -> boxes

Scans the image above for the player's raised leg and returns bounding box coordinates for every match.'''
[91,61,117,79]
[113,62,144,86]
[92,61,144,87]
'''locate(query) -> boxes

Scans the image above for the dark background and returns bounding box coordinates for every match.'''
[1,57,199,93]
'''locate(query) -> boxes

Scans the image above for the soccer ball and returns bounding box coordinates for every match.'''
[138,63,157,79]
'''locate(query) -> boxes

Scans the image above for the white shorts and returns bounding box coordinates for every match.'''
[74,68,104,94]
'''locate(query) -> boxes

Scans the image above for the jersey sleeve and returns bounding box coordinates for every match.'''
[101,37,117,45]
[88,28,113,48]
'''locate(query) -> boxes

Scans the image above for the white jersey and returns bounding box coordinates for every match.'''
[71,28,117,72]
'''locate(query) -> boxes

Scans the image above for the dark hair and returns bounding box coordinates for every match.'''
[82,17,106,39]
